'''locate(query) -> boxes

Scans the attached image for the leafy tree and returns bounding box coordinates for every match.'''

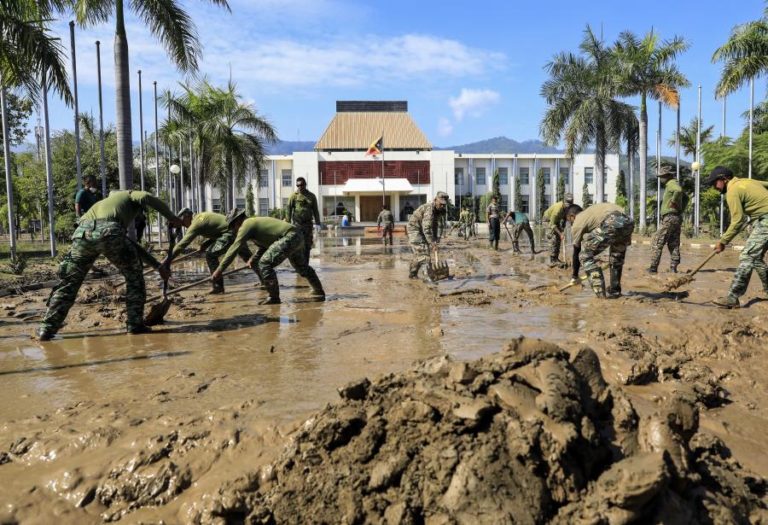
[713,4,768,96]
[245,182,254,216]
[556,170,566,202]
[701,134,768,181]
[582,182,593,207]
[616,169,628,210]
[613,29,689,232]
[536,168,546,219]
[514,176,522,211]
[0,93,32,146]
[492,169,501,200]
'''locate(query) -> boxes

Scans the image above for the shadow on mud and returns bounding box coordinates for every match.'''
[0,350,191,377]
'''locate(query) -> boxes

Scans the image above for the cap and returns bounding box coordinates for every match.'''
[564,193,574,204]
[177,207,193,218]
[435,191,451,203]
[704,166,734,186]
[656,166,675,178]
[226,208,247,225]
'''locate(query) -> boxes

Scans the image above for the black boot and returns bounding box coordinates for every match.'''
[512,241,521,254]
[409,262,420,279]
[670,264,678,274]
[646,266,658,275]
[586,268,606,298]
[607,266,623,298]
[259,279,281,305]
[307,274,326,301]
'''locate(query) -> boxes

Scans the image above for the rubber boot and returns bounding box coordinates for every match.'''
[408,261,420,279]
[259,279,281,305]
[646,265,658,275]
[494,240,499,251]
[36,326,55,341]
[586,268,606,298]
[307,274,326,301]
[713,295,740,309]
[549,256,560,268]
[512,242,521,254]
[670,264,678,274]
[210,276,225,295]
[607,266,622,298]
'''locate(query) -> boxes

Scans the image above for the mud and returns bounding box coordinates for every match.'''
[1,233,768,522]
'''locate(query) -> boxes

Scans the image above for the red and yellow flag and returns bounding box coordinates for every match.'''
[365,135,383,156]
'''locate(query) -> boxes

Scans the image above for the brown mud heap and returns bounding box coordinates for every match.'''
[192,338,765,524]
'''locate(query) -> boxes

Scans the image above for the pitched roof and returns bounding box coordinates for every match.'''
[315,111,432,151]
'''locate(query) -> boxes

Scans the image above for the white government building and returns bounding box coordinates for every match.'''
[206,101,621,222]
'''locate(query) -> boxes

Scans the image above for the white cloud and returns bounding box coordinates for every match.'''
[438,117,453,137]
[449,88,501,121]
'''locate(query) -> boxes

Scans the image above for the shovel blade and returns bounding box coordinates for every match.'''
[144,299,172,326]
[427,262,451,282]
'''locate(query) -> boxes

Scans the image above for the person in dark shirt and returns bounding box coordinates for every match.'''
[74,175,102,217]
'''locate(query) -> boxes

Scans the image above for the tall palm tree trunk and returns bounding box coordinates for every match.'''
[1,83,17,257]
[114,0,133,191]
[595,129,605,203]
[628,141,635,220]
[227,153,235,211]
[638,95,648,232]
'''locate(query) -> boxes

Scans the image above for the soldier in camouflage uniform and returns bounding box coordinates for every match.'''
[376,204,395,245]
[212,216,325,304]
[406,192,449,278]
[285,177,321,266]
[37,191,182,341]
[543,193,573,266]
[457,207,471,238]
[567,202,634,298]
[162,208,257,294]
[707,167,768,308]
[648,166,684,274]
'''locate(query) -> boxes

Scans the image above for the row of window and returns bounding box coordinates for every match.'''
[454,166,593,187]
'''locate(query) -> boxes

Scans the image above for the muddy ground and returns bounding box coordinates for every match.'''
[0,232,766,523]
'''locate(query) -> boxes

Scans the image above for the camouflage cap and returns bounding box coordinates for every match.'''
[657,165,675,178]
[704,166,734,186]
[177,207,193,218]
[564,193,574,204]
[226,208,247,225]
[435,191,451,203]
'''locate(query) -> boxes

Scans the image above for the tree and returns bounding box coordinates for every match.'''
[713,4,768,96]
[620,110,639,219]
[536,168,546,220]
[245,181,254,216]
[541,26,635,205]
[557,170,566,202]
[616,169,628,210]
[68,0,231,191]
[702,134,768,181]
[667,117,714,160]
[582,182,593,207]
[514,176,522,212]
[492,169,501,200]
[0,92,32,146]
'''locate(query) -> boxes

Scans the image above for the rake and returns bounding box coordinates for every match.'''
[427,245,451,281]
[663,251,718,292]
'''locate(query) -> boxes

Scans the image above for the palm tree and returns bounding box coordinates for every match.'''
[613,29,689,232]
[621,111,640,219]
[713,5,768,96]
[68,0,230,191]
[541,26,634,204]
[667,117,714,159]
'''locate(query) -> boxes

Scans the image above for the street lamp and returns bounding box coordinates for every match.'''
[170,164,180,211]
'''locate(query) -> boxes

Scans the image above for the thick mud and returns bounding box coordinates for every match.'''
[1,232,767,523]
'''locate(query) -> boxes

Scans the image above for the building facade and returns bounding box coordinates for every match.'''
[205,101,622,221]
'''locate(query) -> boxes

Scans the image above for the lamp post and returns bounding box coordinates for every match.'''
[170,163,181,211]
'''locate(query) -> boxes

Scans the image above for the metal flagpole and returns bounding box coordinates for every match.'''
[69,22,82,192]
[1,82,16,257]
[166,105,173,210]
[695,84,702,236]
[42,71,56,256]
[153,81,163,245]
[138,70,145,191]
[749,78,754,179]
[656,101,661,230]
[720,96,726,236]
[675,104,680,182]
[381,134,385,207]
[179,138,185,209]
[189,134,195,211]
[96,40,107,196]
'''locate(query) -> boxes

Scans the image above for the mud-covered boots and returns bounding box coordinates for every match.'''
[210,277,225,294]
[670,264,678,274]
[713,295,740,309]
[586,268,606,298]
[549,256,561,268]
[646,265,658,275]
[408,261,420,279]
[607,266,623,298]
[307,274,326,302]
[259,279,281,305]
[512,241,521,254]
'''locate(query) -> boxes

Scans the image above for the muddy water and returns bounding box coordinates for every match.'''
[1,233,767,522]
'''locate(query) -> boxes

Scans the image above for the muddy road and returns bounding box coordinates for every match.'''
[0,232,766,522]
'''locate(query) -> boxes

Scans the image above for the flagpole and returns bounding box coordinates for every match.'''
[69,22,82,192]
[381,132,385,208]
[96,40,107,196]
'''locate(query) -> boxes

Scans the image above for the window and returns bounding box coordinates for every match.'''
[541,167,551,186]
[541,195,551,209]
[258,198,269,216]
[281,169,293,187]
[476,167,486,186]
[212,199,221,213]
[454,167,464,186]
[520,195,530,214]
[258,169,269,188]
[559,166,569,180]
[236,198,245,210]
[499,195,509,213]
[498,167,508,185]
[584,167,594,185]
[519,167,530,185]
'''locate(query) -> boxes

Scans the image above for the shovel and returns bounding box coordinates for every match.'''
[662,251,718,292]
[114,250,199,290]
[426,245,451,282]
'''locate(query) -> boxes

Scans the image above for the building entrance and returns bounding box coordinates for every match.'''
[359,195,391,221]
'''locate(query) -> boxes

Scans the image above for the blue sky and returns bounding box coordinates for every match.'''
[38,0,766,156]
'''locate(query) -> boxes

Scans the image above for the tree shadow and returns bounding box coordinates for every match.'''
[0,350,191,377]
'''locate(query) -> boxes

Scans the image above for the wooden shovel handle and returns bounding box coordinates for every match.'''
[146,266,250,302]
[114,250,199,289]
[689,251,718,278]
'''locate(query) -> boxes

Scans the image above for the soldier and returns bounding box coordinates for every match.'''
[543,193,574,266]
[162,208,258,294]
[377,204,395,245]
[406,192,449,279]
[457,207,471,238]
[74,175,102,217]
[566,202,634,298]
[487,195,501,250]
[37,190,182,341]
[211,216,325,305]
[468,208,477,238]
[706,166,768,308]
[285,176,321,266]
[648,166,685,274]
[504,210,535,256]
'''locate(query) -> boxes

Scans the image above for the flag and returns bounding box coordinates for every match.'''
[366,135,383,156]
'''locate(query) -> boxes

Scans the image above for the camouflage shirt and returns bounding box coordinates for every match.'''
[286,189,321,226]
[81,190,176,228]
[377,209,395,227]
[217,217,295,272]
[407,201,446,242]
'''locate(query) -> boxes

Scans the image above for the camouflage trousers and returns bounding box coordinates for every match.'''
[293,222,314,266]
[650,213,681,269]
[381,224,394,244]
[728,215,768,299]
[511,222,535,253]
[205,231,255,292]
[407,227,431,275]
[547,227,562,260]
[41,220,144,334]
[253,230,320,286]
[580,212,634,273]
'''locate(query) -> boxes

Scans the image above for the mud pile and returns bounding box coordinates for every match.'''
[191,338,765,524]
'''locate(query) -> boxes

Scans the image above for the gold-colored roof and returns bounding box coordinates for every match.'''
[315,112,432,151]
